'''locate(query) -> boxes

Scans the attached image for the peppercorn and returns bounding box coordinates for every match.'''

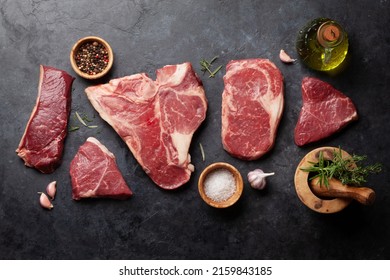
[74,41,109,75]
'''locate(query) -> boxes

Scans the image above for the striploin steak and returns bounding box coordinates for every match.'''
[70,137,133,200]
[294,77,358,146]
[221,58,284,160]
[16,65,74,173]
[85,62,207,190]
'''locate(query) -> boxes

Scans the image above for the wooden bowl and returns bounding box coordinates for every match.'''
[70,36,114,80]
[294,147,353,214]
[198,162,243,208]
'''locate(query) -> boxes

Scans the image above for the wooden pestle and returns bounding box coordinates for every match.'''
[310,177,375,206]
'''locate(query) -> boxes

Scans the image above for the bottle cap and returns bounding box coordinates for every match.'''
[322,25,340,41]
[317,21,344,47]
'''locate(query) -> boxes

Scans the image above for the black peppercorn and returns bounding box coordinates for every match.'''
[74,41,109,75]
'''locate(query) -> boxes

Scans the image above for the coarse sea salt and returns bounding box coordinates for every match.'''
[204,168,236,202]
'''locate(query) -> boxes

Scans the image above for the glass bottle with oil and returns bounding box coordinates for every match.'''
[296,18,349,71]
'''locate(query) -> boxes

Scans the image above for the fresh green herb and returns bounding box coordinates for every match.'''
[75,111,88,127]
[209,56,218,64]
[199,143,205,162]
[81,114,93,123]
[69,126,80,132]
[211,65,222,77]
[75,111,98,129]
[200,56,222,78]
[301,148,382,188]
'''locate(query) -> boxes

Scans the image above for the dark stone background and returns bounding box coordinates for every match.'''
[0,0,389,259]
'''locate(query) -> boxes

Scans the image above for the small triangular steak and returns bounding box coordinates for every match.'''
[70,137,133,200]
[294,77,358,146]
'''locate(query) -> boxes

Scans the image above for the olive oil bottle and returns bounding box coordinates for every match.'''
[296,18,349,71]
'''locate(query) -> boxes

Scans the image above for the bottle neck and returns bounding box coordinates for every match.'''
[317,21,344,48]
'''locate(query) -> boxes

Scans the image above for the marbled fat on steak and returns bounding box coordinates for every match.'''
[16,65,74,173]
[294,77,358,146]
[85,62,207,190]
[221,59,284,160]
[70,137,133,200]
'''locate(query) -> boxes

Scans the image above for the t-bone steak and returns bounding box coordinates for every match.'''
[221,58,284,160]
[70,137,133,200]
[85,62,207,190]
[16,65,74,173]
[294,77,358,146]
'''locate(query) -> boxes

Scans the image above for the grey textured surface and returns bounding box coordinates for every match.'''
[0,0,389,259]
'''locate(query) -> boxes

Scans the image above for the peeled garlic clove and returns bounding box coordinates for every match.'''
[38,192,53,210]
[247,169,275,190]
[46,181,57,200]
[279,49,296,63]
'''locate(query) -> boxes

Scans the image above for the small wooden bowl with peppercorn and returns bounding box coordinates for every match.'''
[70,36,114,80]
[198,162,244,208]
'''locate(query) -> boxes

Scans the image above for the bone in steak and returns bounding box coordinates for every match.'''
[16,65,74,173]
[70,137,133,200]
[294,77,358,146]
[221,58,284,160]
[85,62,207,190]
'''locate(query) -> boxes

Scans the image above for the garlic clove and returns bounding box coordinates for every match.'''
[252,176,266,190]
[46,181,57,200]
[248,169,275,190]
[38,192,53,210]
[279,49,296,63]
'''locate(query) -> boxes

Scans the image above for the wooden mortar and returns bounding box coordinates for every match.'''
[294,147,353,213]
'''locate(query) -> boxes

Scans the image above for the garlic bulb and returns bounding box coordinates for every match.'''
[247,169,275,190]
[279,49,296,63]
[38,192,53,210]
[46,181,57,200]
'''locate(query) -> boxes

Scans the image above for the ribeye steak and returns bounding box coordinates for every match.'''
[16,65,74,173]
[70,137,133,200]
[294,77,358,146]
[221,58,284,160]
[85,62,207,189]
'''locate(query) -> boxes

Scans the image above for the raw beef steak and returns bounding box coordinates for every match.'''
[221,59,284,160]
[70,137,133,200]
[85,62,207,190]
[294,77,358,146]
[16,65,74,173]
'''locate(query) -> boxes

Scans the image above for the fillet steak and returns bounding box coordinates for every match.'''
[85,62,207,190]
[294,77,358,146]
[221,59,284,160]
[70,137,133,200]
[16,65,74,173]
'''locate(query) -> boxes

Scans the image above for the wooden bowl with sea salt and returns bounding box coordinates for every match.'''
[198,162,243,208]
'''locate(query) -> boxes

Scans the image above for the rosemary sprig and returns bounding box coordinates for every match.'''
[75,111,88,127]
[300,148,382,188]
[74,111,98,129]
[199,142,205,162]
[68,126,80,132]
[200,56,222,78]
